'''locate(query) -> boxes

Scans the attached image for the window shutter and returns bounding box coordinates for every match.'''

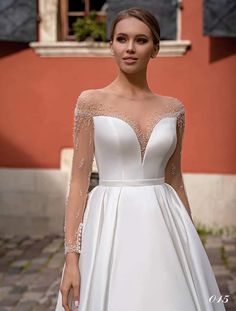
[0,0,37,42]
[106,0,178,41]
[203,0,236,37]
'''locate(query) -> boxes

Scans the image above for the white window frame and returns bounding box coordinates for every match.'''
[30,0,191,57]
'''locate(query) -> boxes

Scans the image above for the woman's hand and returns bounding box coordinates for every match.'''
[60,253,81,311]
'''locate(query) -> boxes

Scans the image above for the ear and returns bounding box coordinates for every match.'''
[153,44,159,57]
[109,41,114,55]
[153,43,160,57]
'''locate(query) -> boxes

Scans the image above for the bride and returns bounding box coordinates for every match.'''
[55,7,226,311]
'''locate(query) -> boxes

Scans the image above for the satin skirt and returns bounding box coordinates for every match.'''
[55,180,226,311]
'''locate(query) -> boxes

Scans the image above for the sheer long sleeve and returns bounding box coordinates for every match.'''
[64,92,94,254]
[165,105,193,222]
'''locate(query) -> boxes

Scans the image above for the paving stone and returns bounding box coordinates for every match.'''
[11,236,28,245]
[0,257,14,272]
[212,265,231,277]
[3,234,15,239]
[10,260,30,269]
[12,301,37,311]
[228,257,236,266]
[21,239,34,247]
[6,249,23,258]
[227,280,236,294]
[31,302,51,311]
[20,291,44,302]
[222,236,236,244]
[0,248,7,257]
[1,274,22,286]
[5,243,17,250]
[30,257,49,266]
[0,286,12,299]
[14,274,38,287]
[224,244,236,252]
[0,233,234,310]
[10,285,28,295]
[206,248,224,265]
[0,293,22,307]
[29,285,49,292]
[47,252,64,269]
[42,241,62,254]
[205,235,223,248]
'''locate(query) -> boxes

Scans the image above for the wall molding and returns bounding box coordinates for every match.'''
[29,40,191,57]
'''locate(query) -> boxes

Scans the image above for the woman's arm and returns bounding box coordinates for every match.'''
[64,91,94,257]
[165,104,193,223]
[60,92,94,310]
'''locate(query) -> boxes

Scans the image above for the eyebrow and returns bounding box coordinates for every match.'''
[115,33,150,38]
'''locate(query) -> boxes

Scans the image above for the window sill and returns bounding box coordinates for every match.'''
[29,40,191,57]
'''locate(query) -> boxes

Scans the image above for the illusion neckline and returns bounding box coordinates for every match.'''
[95,88,163,102]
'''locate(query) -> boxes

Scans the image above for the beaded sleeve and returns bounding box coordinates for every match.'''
[164,103,193,220]
[64,92,94,255]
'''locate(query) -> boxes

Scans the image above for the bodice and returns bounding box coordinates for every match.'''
[93,116,178,181]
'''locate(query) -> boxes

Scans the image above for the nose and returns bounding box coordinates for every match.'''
[126,39,135,53]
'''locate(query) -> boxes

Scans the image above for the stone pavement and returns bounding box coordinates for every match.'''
[0,234,236,311]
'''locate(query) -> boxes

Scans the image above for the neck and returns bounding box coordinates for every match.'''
[112,68,152,97]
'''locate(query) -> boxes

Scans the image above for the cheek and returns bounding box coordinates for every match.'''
[139,48,153,60]
[112,43,125,55]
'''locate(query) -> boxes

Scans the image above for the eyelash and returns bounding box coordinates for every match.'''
[116,36,148,44]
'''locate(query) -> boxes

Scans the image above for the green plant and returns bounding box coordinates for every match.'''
[72,11,106,42]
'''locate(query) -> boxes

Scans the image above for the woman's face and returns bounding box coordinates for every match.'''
[110,17,159,74]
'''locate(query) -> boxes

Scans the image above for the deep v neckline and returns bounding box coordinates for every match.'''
[95,114,178,165]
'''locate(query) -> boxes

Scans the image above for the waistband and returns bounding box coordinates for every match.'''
[99,177,165,187]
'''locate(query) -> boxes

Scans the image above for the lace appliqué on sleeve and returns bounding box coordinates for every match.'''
[64,92,94,255]
[165,102,186,189]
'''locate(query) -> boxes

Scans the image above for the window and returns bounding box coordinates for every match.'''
[60,0,107,41]
[106,0,182,41]
[203,0,236,37]
[0,0,37,42]
[60,0,182,42]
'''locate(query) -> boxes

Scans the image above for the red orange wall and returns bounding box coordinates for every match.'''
[0,0,236,173]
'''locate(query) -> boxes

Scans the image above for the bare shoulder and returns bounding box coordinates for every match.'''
[77,89,97,101]
[75,89,100,109]
[156,94,185,112]
[164,96,186,128]
[171,97,185,113]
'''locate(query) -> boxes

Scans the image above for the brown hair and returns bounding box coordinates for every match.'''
[110,7,161,46]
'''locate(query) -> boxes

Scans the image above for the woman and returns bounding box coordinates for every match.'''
[55,7,226,311]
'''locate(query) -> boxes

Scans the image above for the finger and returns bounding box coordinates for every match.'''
[60,286,70,311]
[73,284,80,309]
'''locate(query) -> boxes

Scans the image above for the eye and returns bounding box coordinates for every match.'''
[116,36,126,43]
[136,38,148,44]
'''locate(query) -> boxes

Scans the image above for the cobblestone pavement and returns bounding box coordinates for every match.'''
[0,234,236,311]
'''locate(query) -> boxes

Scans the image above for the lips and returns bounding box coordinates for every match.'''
[122,57,138,65]
[123,57,138,60]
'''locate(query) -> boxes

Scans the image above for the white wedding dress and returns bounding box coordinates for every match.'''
[55,89,226,311]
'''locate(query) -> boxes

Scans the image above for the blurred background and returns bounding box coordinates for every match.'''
[0,0,236,310]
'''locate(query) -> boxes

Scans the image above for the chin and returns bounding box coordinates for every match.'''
[120,67,139,74]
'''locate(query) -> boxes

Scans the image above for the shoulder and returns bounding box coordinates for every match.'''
[164,96,185,113]
[76,89,97,104]
[170,97,185,128]
[74,89,99,115]
[154,94,185,112]
[161,96,185,128]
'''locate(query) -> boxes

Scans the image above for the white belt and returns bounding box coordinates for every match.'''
[99,177,165,187]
